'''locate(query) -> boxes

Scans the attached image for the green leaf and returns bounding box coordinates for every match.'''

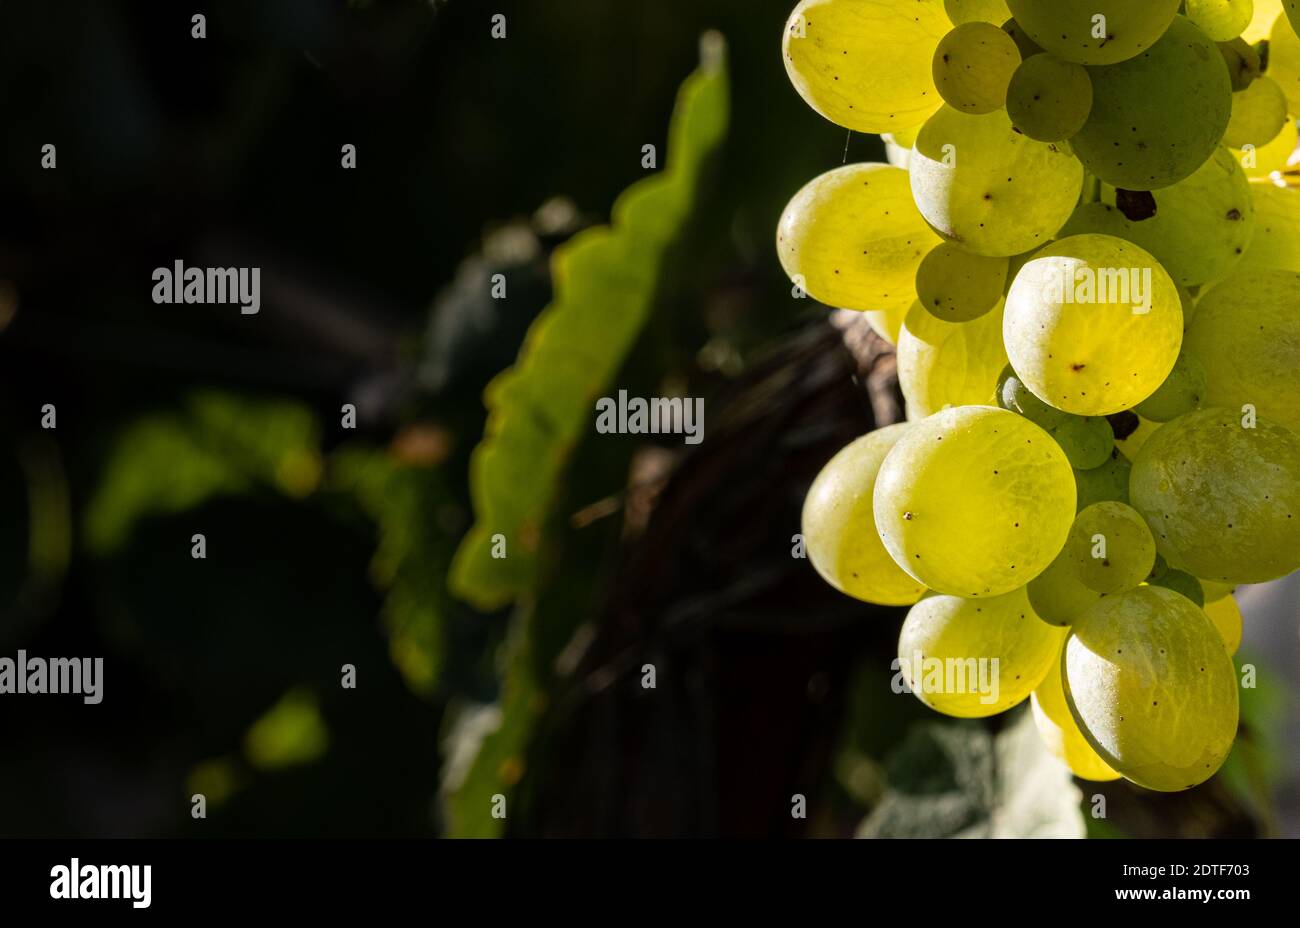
[859,709,1086,838]
[84,392,322,555]
[448,35,730,610]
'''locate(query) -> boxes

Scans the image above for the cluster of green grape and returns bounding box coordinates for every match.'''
[787,0,1300,792]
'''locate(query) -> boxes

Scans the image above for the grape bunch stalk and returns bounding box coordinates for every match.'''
[784,0,1300,793]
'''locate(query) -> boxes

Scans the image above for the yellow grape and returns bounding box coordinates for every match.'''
[1186,0,1256,41]
[1233,118,1298,178]
[897,587,1061,717]
[1067,501,1157,594]
[1223,76,1289,150]
[874,405,1076,597]
[1238,180,1300,273]
[1130,407,1300,583]
[944,0,1011,25]
[1270,13,1300,115]
[1199,578,1237,603]
[1185,269,1300,434]
[1031,639,1121,780]
[1026,544,1104,626]
[1006,53,1093,142]
[914,242,1008,322]
[1005,0,1182,65]
[932,22,1021,115]
[1204,593,1243,655]
[1003,234,1183,415]
[783,0,949,133]
[1244,0,1284,41]
[777,163,941,313]
[897,300,1009,419]
[1063,585,1239,791]
[910,105,1083,256]
[802,425,929,606]
[862,304,910,345]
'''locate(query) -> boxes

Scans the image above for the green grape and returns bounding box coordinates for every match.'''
[1130,407,1300,583]
[898,301,1009,419]
[888,124,921,148]
[1204,593,1243,655]
[1245,0,1284,41]
[1074,448,1132,510]
[932,22,1022,115]
[1184,270,1300,434]
[874,405,1077,597]
[1027,545,1105,626]
[1005,54,1093,142]
[802,425,929,606]
[915,243,1008,321]
[1002,247,1042,295]
[783,0,950,133]
[1072,17,1232,191]
[1005,0,1182,65]
[1186,0,1256,41]
[1199,578,1236,602]
[1238,180,1300,273]
[1134,351,1208,422]
[1000,17,1044,59]
[945,0,1011,25]
[1223,76,1289,150]
[777,163,941,313]
[862,303,910,345]
[1031,638,1121,780]
[1146,552,1170,582]
[1218,38,1262,93]
[1234,118,1298,178]
[1049,415,1115,470]
[1063,586,1239,792]
[1096,148,1255,288]
[910,106,1083,256]
[1270,13,1300,115]
[996,364,1068,431]
[1148,568,1206,607]
[1067,501,1156,594]
[1003,234,1184,416]
[897,587,1061,717]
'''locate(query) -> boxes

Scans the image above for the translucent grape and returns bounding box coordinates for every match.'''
[909,105,1083,256]
[1238,181,1300,274]
[1074,448,1132,511]
[1063,586,1239,791]
[1199,579,1237,603]
[897,301,1009,419]
[932,22,1022,115]
[1098,147,1255,288]
[1184,270,1300,434]
[1269,13,1300,115]
[1000,17,1043,59]
[1071,17,1232,191]
[777,163,941,313]
[1031,639,1121,780]
[862,304,910,346]
[1003,234,1184,416]
[874,405,1077,597]
[897,587,1061,717]
[1204,594,1243,655]
[1134,351,1208,422]
[995,364,1068,431]
[1005,1,1182,65]
[782,0,949,133]
[1244,0,1284,41]
[1005,54,1093,142]
[1234,118,1298,178]
[1223,76,1289,150]
[915,243,1008,322]
[1186,0,1256,41]
[1130,407,1300,583]
[945,0,1011,25]
[1049,415,1115,470]
[1067,501,1156,594]
[1026,545,1105,626]
[802,425,929,606]
[1149,568,1206,607]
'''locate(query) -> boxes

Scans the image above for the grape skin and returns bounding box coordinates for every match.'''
[1006,0,1182,65]
[1074,448,1132,511]
[1005,53,1093,142]
[897,301,1009,420]
[909,105,1083,256]
[1063,586,1239,792]
[1223,76,1289,151]
[1185,269,1300,435]
[1026,545,1105,626]
[874,405,1076,597]
[932,22,1022,115]
[1067,501,1156,594]
[1031,638,1121,781]
[1071,17,1232,191]
[777,163,941,313]
[898,586,1062,717]
[1003,234,1184,416]
[1204,593,1243,655]
[782,0,949,133]
[1186,0,1256,42]
[915,242,1008,322]
[1129,407,1300,583]
[944,0,1011,26]
[802,425,929,606]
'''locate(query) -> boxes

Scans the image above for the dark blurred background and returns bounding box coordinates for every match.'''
[0,0,1292,838]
